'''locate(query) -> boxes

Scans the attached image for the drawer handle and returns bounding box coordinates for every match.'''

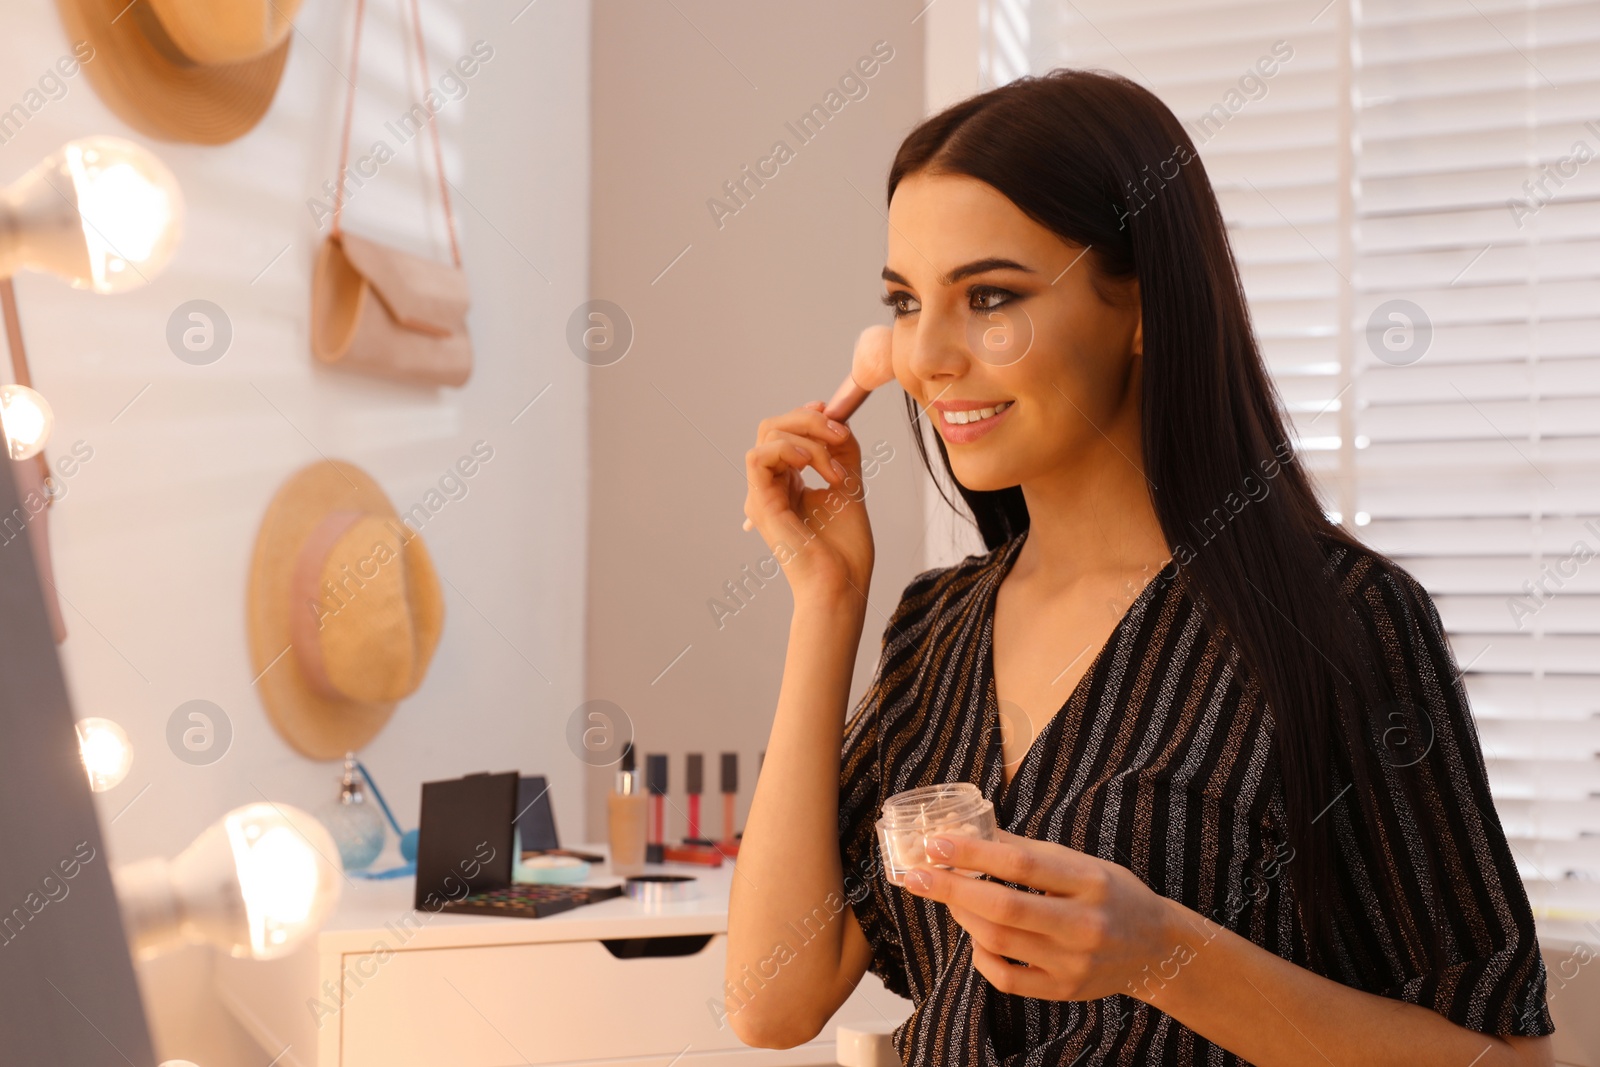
[600,933,714,959]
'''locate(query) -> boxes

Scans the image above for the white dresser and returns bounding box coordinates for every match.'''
[214,846,911,1067]
[212,851,1599,1067]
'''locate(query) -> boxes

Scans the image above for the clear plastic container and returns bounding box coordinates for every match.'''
[875,782,998,886]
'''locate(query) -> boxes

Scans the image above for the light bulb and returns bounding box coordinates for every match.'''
[0,136,183,293]
[0,383,53,459]
[113,802,341,961]
[75,717,133,792]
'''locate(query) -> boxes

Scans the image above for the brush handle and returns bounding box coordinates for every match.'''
[824,376,870,421]
[741,371,869,532]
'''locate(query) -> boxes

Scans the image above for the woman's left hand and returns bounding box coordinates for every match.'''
[901,829,1185,1002]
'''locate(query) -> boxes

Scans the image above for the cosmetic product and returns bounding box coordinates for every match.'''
[515,774,560,851]
[624,874,699,905]
[685,753,703,841]
[441,882,623,919]
[414,771,517,909]
[513,854,590,884]
[742,325,893,532]
[824,324,895,420]
[515,851,589,882]
[645,753,668,865]
[876,782,998,887]
[607,742,648,876]
[719,751,740,855]
[686,753,737,858]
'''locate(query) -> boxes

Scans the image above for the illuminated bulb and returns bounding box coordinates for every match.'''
[113,802,341,961]
[0,136,183,294]
[76,717,133,792]
[0,383,53,459]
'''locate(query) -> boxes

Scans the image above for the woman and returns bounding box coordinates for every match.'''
[727,69,1554,1066]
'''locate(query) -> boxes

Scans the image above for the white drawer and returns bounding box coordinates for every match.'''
[338,933,747,1066]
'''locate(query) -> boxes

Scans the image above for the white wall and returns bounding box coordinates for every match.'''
[585,1,930,844]
[1,0,590,1062]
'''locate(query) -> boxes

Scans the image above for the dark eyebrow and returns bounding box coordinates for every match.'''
[881,257,1036,289]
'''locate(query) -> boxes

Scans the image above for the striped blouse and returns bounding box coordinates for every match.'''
[837,527,1553,1065]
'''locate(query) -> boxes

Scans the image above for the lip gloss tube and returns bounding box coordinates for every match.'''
[667,752,726,865]
[685,753,703,841]
[720,752,738,848]
[646,753,667,864]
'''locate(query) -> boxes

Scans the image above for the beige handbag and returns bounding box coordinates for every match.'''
[310,0,471,388]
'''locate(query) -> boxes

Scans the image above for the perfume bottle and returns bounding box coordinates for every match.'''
[317,752,385,871]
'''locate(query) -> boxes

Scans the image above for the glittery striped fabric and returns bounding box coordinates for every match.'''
[838,528,1553,1065]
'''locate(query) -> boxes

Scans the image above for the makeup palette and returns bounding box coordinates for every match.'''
[438,882,624,919]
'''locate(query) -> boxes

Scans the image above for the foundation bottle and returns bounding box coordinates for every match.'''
[608,742,649,876]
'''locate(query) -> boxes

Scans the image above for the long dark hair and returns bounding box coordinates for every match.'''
[889,69,1423,965]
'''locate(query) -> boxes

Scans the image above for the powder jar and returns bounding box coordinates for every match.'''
[875,782,998,886]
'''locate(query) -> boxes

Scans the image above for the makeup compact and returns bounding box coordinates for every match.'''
[876,782,998,886]
[624,874,699,906]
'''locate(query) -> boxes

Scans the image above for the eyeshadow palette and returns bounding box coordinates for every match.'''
[437,882,625,919]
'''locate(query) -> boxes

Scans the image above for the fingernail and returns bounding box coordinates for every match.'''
[904,869,930,892]
[927,835,953,859]
[828,419,848,437]
[831,459,847,480]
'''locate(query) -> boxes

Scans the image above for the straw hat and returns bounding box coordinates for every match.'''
[248,460,444,761]
[56,0,302,144]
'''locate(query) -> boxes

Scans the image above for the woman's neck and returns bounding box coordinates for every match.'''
[1011,424,1171,590]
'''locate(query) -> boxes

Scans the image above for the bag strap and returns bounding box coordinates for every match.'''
[332,0,462,268]
[0,279,53,503]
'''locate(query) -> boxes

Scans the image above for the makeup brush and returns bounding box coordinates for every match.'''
[743,324,893,532]
[824,323,895,421]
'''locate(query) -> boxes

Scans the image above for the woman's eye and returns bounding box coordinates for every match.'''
[880,290,919,317]
[970,286,1014,311]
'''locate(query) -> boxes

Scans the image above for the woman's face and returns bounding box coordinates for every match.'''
[883,171,1144,493]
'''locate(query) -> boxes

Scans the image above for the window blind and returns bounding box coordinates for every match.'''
[979,0,1600,918]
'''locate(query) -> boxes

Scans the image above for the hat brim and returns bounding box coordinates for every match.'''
[249,460,422,761]
[57,0,291,144]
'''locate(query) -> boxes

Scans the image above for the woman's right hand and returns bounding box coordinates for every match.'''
[743,400,874,608]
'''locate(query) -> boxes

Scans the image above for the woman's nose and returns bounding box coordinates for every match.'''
[905,305,972,384]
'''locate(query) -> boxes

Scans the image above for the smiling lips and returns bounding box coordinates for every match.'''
[934,399,1014,443]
